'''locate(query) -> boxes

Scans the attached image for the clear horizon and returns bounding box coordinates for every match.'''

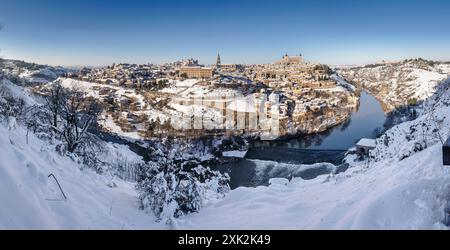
[1,0,450,67]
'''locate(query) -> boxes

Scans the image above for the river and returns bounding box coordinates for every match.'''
[216,91,387,189]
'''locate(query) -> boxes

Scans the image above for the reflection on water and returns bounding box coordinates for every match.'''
[253,91,386,150]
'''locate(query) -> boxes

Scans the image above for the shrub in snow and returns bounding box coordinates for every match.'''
[74,136,107,173]
[0,84,25,119]
[399,140,427,161]
[136,160,230,226]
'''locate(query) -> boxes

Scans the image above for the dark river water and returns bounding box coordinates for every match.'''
[216,91,387,189]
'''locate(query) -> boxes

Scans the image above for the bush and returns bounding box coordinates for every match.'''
[0,85,25,119]
[407,98,418,106]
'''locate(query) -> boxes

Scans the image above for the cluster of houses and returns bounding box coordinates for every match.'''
[71,56,245,88]
[245,55,335,90]
[0,62,25,77]
[69,63,165,89]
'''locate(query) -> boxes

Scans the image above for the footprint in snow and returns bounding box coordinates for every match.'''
[26,162,37,177]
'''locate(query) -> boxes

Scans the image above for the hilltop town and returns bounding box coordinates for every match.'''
[18,54,360,140]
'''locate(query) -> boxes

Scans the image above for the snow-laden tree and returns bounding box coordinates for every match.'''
[136,159,230,227]
[0,84,25,119]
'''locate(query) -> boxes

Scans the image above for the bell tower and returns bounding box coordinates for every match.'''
[216,53,221,68]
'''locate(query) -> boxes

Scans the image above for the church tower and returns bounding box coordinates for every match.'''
[216,53,221,68]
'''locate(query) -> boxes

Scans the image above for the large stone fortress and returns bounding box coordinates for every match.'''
[178,57,214,79]
[245,54,335,89]
[275,54,304,65]
[179,66,213,79]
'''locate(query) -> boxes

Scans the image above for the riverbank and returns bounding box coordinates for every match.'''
[251,91,386,150]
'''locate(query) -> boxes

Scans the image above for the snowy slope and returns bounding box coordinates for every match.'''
[337,59,450,112]
[178,144,449,229]
[59,78,146,108]
[0,121,161,229]
[1,78,37,106]
[19,68,59,84]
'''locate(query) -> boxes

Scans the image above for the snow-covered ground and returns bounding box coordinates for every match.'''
[59,78,146,108]
[1,78,37,106]
[337,59,450,111]
[18,68,59,84]
[0,121,161,229]
[162,80,241,98]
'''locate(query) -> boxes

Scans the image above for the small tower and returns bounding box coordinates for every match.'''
[216,53,221,68]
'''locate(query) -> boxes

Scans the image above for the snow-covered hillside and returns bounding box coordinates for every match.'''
[0,120,161,229]
[337,59,450,112]
[18,67,59,84]
[1,59,68,85]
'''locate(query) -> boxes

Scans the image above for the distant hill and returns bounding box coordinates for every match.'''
[0,59,73,85]
[337,58,450,112]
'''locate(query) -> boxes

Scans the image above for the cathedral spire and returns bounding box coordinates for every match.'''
[216,52,221,68]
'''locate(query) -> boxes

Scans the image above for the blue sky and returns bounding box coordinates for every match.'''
[1,0,450,66]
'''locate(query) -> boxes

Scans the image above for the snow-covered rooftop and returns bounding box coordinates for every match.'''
[356,138,376,148]
[445,136,450,147]
[222,150,248,158]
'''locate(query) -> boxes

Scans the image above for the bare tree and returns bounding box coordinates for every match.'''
[45,82,64,129]
[39,84,102,153]
[60,91,101,153]
[0,24,4,56]
[0,25,3,65]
